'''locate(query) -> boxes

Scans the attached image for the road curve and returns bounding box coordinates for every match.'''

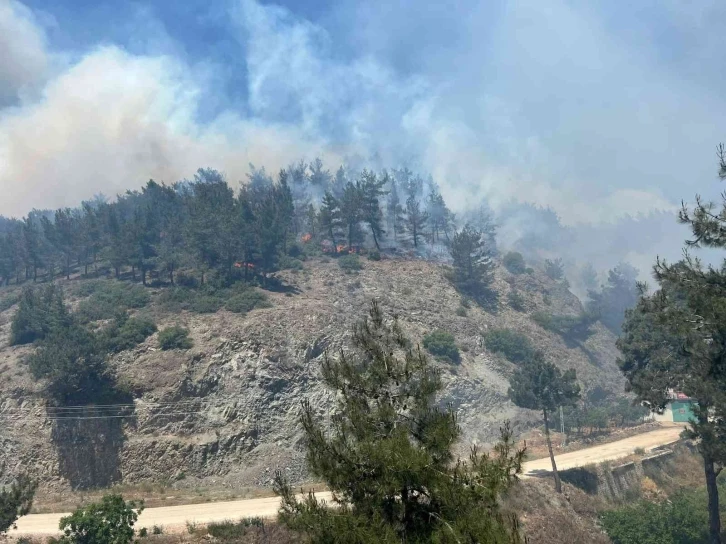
[11,425,684,536]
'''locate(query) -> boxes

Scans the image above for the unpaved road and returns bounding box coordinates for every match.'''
[521,425,682,476]
[11,426,684,536]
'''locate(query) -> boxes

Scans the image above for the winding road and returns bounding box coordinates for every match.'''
[10,425,683,536]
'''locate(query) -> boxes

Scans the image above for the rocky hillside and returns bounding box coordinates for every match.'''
[0,256,626,492]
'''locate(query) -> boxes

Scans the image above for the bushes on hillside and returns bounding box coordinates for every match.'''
[337,254,362,273]
[601,485,726,544]
[225,289,271,314]
[98,316,157,353]
[158,326,193,350]
[422,330,461,363]
[76,281,150,322]
[532,311,597,342]
[507,290,526,311]
[11,285,73,345]
[503,252,526,274]
[483,329,535,364]
[28,322,121,406]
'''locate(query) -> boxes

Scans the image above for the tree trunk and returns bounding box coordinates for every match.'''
[131,265,136,281]
[33,264,37,282]
[704,454,722,544]
[544,408,562,493]
[372,228,380,251]
[141,268,147,286]
[114,266,120,279]
[169,264,174,286]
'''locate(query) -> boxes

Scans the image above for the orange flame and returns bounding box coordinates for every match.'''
[301,233,312,243]
[234,262,255,269]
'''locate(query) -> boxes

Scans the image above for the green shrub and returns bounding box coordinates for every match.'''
[188,294,223,313]
[456,306,467,317]
[225,289,271,314]
[138,527,148,537]
[532,311,597,341]
[99,316,157,353]
[601,486,726,544]
[76,282,150,322]
[502,252,526,274]
[158,326,193,350]
[58,494,143,544]
[152,525,163,535]
[158,287,225,314]
[422,330,461,364]
[0,290,20,313]
[279,256,304,270]
[206,518,264,541]
[507,290,526,311]
[337,254,362,272]
[460,297,472,309]
[483,329,535,364]
[367,250,381,261]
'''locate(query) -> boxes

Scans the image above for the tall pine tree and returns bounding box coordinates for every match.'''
[275,301,526,543]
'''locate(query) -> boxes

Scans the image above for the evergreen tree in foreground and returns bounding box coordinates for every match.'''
[508,352,581,494]
[0,475,36,534]
[616,144,726,544]
[275,301,526,543]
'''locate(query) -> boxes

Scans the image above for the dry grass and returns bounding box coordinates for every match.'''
[505,479,611,544]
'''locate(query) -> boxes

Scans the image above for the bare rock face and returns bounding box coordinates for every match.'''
[0,258,625,491]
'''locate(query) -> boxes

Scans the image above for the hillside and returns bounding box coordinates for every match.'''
[0,256,626,493]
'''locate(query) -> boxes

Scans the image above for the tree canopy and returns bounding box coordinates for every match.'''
[275,301,526,543]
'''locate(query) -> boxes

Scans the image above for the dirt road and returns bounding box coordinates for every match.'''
[10,426,684,536]
[521,425,682,476]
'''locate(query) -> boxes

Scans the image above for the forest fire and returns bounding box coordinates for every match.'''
[301,233,312,243]
[234,262,255,269]
[320,240,358,254]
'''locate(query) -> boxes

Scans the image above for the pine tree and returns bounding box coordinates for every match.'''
[340,182,363,249]
[449,223,495,304]
[275,301,526,543]
[508,351,581,493]
[318,192,343,253]
[587,262,638,333]
[359,170,387,250]
[426,189,453,243]
[404,195,428,248]
[332,166,347,200]
[309,157,332,189]
[615,143,726,544]
[385,174,405,243]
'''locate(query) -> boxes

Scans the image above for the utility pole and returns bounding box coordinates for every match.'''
[560,405,566,447]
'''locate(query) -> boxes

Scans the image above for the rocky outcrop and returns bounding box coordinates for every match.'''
[0,258,626,491]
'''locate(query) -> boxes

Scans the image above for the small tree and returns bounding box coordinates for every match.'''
[275,301,526,543]
[0,475,36,534]
[544,258,565,281]
[508,352,581,493]
[503,252,526,274]
[450,223,496,302]
[158,326,193,350]
[59,494,143,544]
[404,195,428,248]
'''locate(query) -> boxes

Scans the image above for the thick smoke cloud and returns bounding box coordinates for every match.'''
[0,0,49,107]
[0,0,724,272]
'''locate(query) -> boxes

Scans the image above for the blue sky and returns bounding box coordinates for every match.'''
[2,0,725,226]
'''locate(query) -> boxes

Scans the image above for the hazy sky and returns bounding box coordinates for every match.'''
[1,0,724,223]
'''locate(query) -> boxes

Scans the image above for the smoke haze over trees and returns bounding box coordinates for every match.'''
[1,0,725,285]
